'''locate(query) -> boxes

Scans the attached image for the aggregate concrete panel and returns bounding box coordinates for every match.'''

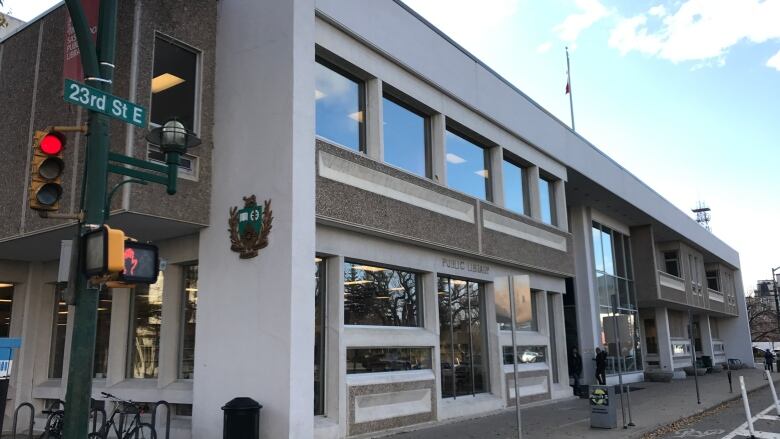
[347,379,436,436]
[481,228,574,277]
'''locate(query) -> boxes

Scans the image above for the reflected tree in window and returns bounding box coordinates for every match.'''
[343,262,419,327]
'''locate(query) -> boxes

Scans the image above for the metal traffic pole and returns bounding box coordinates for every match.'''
[508,276,523,439]
[61,1,117,438]
[610,295,629,428]
[688,309,701,405]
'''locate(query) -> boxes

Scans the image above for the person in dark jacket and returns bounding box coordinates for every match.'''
[765,349,775,373]
[594,347,607,385]
[568,347,583,395]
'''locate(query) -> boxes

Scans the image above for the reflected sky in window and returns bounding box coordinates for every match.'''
[539,177,554,225]
[383,97,427,177]
[315,62,362,151]
[445,130,488,200]
[502,160,526,214]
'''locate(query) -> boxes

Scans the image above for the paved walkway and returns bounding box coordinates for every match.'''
[382,368,776,439]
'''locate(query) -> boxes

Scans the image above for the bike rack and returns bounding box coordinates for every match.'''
[90,405,107,434]
[152,400,172,439]
[11,402,35,439]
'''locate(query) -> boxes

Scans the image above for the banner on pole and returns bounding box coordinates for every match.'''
[63,0,101,81]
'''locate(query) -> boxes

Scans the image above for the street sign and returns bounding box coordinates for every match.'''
[63,79,147,128]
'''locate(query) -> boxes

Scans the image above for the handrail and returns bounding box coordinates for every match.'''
[152,400,171,439]
[12,402,35,439]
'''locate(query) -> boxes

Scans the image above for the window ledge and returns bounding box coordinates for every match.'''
[346,369,435,386]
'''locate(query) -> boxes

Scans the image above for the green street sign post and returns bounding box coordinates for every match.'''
[63,78,147,128]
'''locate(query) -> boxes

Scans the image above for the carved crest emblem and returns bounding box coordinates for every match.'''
[228,195,273,259]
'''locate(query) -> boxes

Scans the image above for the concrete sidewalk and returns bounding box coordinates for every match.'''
[381,368,776,439]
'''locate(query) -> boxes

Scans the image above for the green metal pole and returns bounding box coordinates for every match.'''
[61,1,117,438]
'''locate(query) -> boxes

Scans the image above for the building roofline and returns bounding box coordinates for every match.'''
[0,1,63,43]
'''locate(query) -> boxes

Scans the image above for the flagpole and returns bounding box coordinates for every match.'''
[566,46,575,131]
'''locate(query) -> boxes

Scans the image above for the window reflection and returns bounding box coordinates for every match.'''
[343,262,420,327]
[502,345,546,364]
[502,159,527,214]
[49,287,68,379]
[180,265,198,379]
[346,347,431,374]
[129,273,164,379]
[151,36,198,131]
[93,288,112,379]
[495,283,536,332]
[315,61,363,151]
[539,177,555,225]
[445,130,489,201]
[438,277,488,398]
[383,95,428,177]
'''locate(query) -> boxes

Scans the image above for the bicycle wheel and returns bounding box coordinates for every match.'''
[125,423,157,439]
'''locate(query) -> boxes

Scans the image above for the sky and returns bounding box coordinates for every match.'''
[3,0,779,294]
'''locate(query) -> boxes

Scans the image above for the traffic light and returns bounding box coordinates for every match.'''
[28,129,66,211]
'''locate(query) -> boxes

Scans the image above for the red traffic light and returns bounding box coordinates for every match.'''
[40,133,64,155]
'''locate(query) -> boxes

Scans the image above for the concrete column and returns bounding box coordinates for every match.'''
[721,269,754,366]
[158,265,183,387]
[324,256,345,434]
[654,307,674,372]
[194,0,316,437]
[489,147,504,206]
[483,281,501,399]
[554,180,568,231]
[106,288,131,386]
[430,113,447,185]
[550,293,569,395]
[11,263,46,411]
[365,78,383,161]
[527,166,541,220]
[569,205,599,383]
[699,314,714,360]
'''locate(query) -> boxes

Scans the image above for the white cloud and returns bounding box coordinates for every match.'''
[609,0,780,66]
[553,0,610,43]
[767,49,780,71]
[537,42,553,53]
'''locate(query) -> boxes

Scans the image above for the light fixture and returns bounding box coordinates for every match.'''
[352,265,388,272]
[344,280,374,286]
[0,283,13,288]
[388,287,405,291]
[315,257,323,263]
[151,73,185,94]
[58,311,68,315]
[375,296,391,300]
[451,279,467,286]
[0,299,12,303]
[185,288,198,292]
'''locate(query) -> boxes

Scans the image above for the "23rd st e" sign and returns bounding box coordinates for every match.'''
[64,79,147,128]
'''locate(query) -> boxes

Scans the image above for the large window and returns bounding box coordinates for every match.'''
[151,36,198,131]
[664,251,680,277]
[128,274,164,379]
[314,258,325,416]
[445,129,490,201]
[315,60,364,151]
[502,158,528,215]
[383,94,429,177]
[502,345,546,365]
[179,265,198,379]
[539,177,556,225]
[346,348,431,374]
[706,270,720,291]
[495,285,536,332]
[0,284,12,337]
[94,289,112,379]
[343,261,420,327]
[592,222,642,374]
[49,287,67,379]
[438,277,488,398]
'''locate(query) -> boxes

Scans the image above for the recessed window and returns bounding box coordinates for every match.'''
[382,94,428,177]
[502,158,528,215]
[93,288,112,379]
[539,177,556,225]
[706,270,720,291]
[128,273,164,379]
[438,276,488,397]
[315,60,364,152]
[445,129,490,201]
[502,345,546,365]
[179,265,198,379]
[346,347,431,374]
[0,284,12,338]
[495,284,536,332]
[147,145,199,180]
[314,258,326,416]
[664,251,680,277]
[49,287,67,379]
[343,261,420,327]
[151,36,199,131]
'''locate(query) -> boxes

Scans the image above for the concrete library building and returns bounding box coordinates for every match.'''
[0,0,752,438]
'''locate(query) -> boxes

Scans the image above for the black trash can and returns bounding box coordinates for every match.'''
[222,397,262,439]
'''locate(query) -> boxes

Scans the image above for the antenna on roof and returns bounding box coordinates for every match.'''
[692,201,711,231]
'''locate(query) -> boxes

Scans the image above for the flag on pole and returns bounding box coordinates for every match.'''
[565,79,570,95]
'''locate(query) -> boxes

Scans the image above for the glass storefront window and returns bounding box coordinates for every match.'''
[314,258,325,416]
[502,345,546,365]
[128,273,164,379]
[49,287,67,379]
[315,60,364,151]
[445,129,490,201]
[94,289,112,379]
[383,95,428,177]
[179,265,198,379]
[502,159,528,215]
[438,276,488,398]
[346,347,431,374]
[343,261,420,327]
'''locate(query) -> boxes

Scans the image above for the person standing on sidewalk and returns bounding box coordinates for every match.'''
[594,347,607,385]
[765,348,775,373]
[569,347,583,396]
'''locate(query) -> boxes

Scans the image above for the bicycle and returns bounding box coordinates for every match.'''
[39,399,65,439]
[88,392,156,439]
